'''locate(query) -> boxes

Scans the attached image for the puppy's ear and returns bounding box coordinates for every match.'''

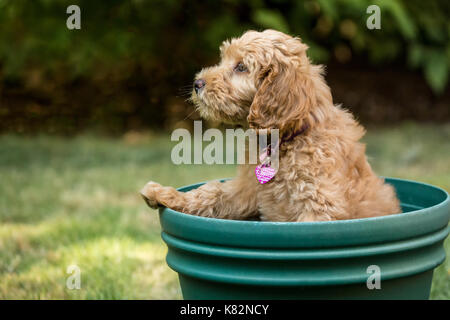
[247,40,323,134]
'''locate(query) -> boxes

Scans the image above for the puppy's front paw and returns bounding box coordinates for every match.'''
[140,181,163,209]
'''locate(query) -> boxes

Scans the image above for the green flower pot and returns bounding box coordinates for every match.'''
[158,177,449,299]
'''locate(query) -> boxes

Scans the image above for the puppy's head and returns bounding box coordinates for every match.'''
[191,29,332,134]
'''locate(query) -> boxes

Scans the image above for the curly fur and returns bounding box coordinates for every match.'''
[141,30,400,221]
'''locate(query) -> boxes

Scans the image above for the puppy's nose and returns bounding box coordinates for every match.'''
[194,79,206,93]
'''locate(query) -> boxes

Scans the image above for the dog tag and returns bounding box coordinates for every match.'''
[255,164,276,184]
[256,141,278,184]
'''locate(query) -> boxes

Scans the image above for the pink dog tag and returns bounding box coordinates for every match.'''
[255,164,276,184]
[255,141,279,184]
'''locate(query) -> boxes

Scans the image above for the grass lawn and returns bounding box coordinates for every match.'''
[0,122,449,299]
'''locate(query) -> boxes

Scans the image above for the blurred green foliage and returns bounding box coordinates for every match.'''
[0,0,448,92]
[0,0,448,133]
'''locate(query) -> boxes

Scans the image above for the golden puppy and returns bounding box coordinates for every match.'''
[140,29,400,221]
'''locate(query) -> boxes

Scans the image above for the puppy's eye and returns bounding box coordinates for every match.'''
[234,62,247,73]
